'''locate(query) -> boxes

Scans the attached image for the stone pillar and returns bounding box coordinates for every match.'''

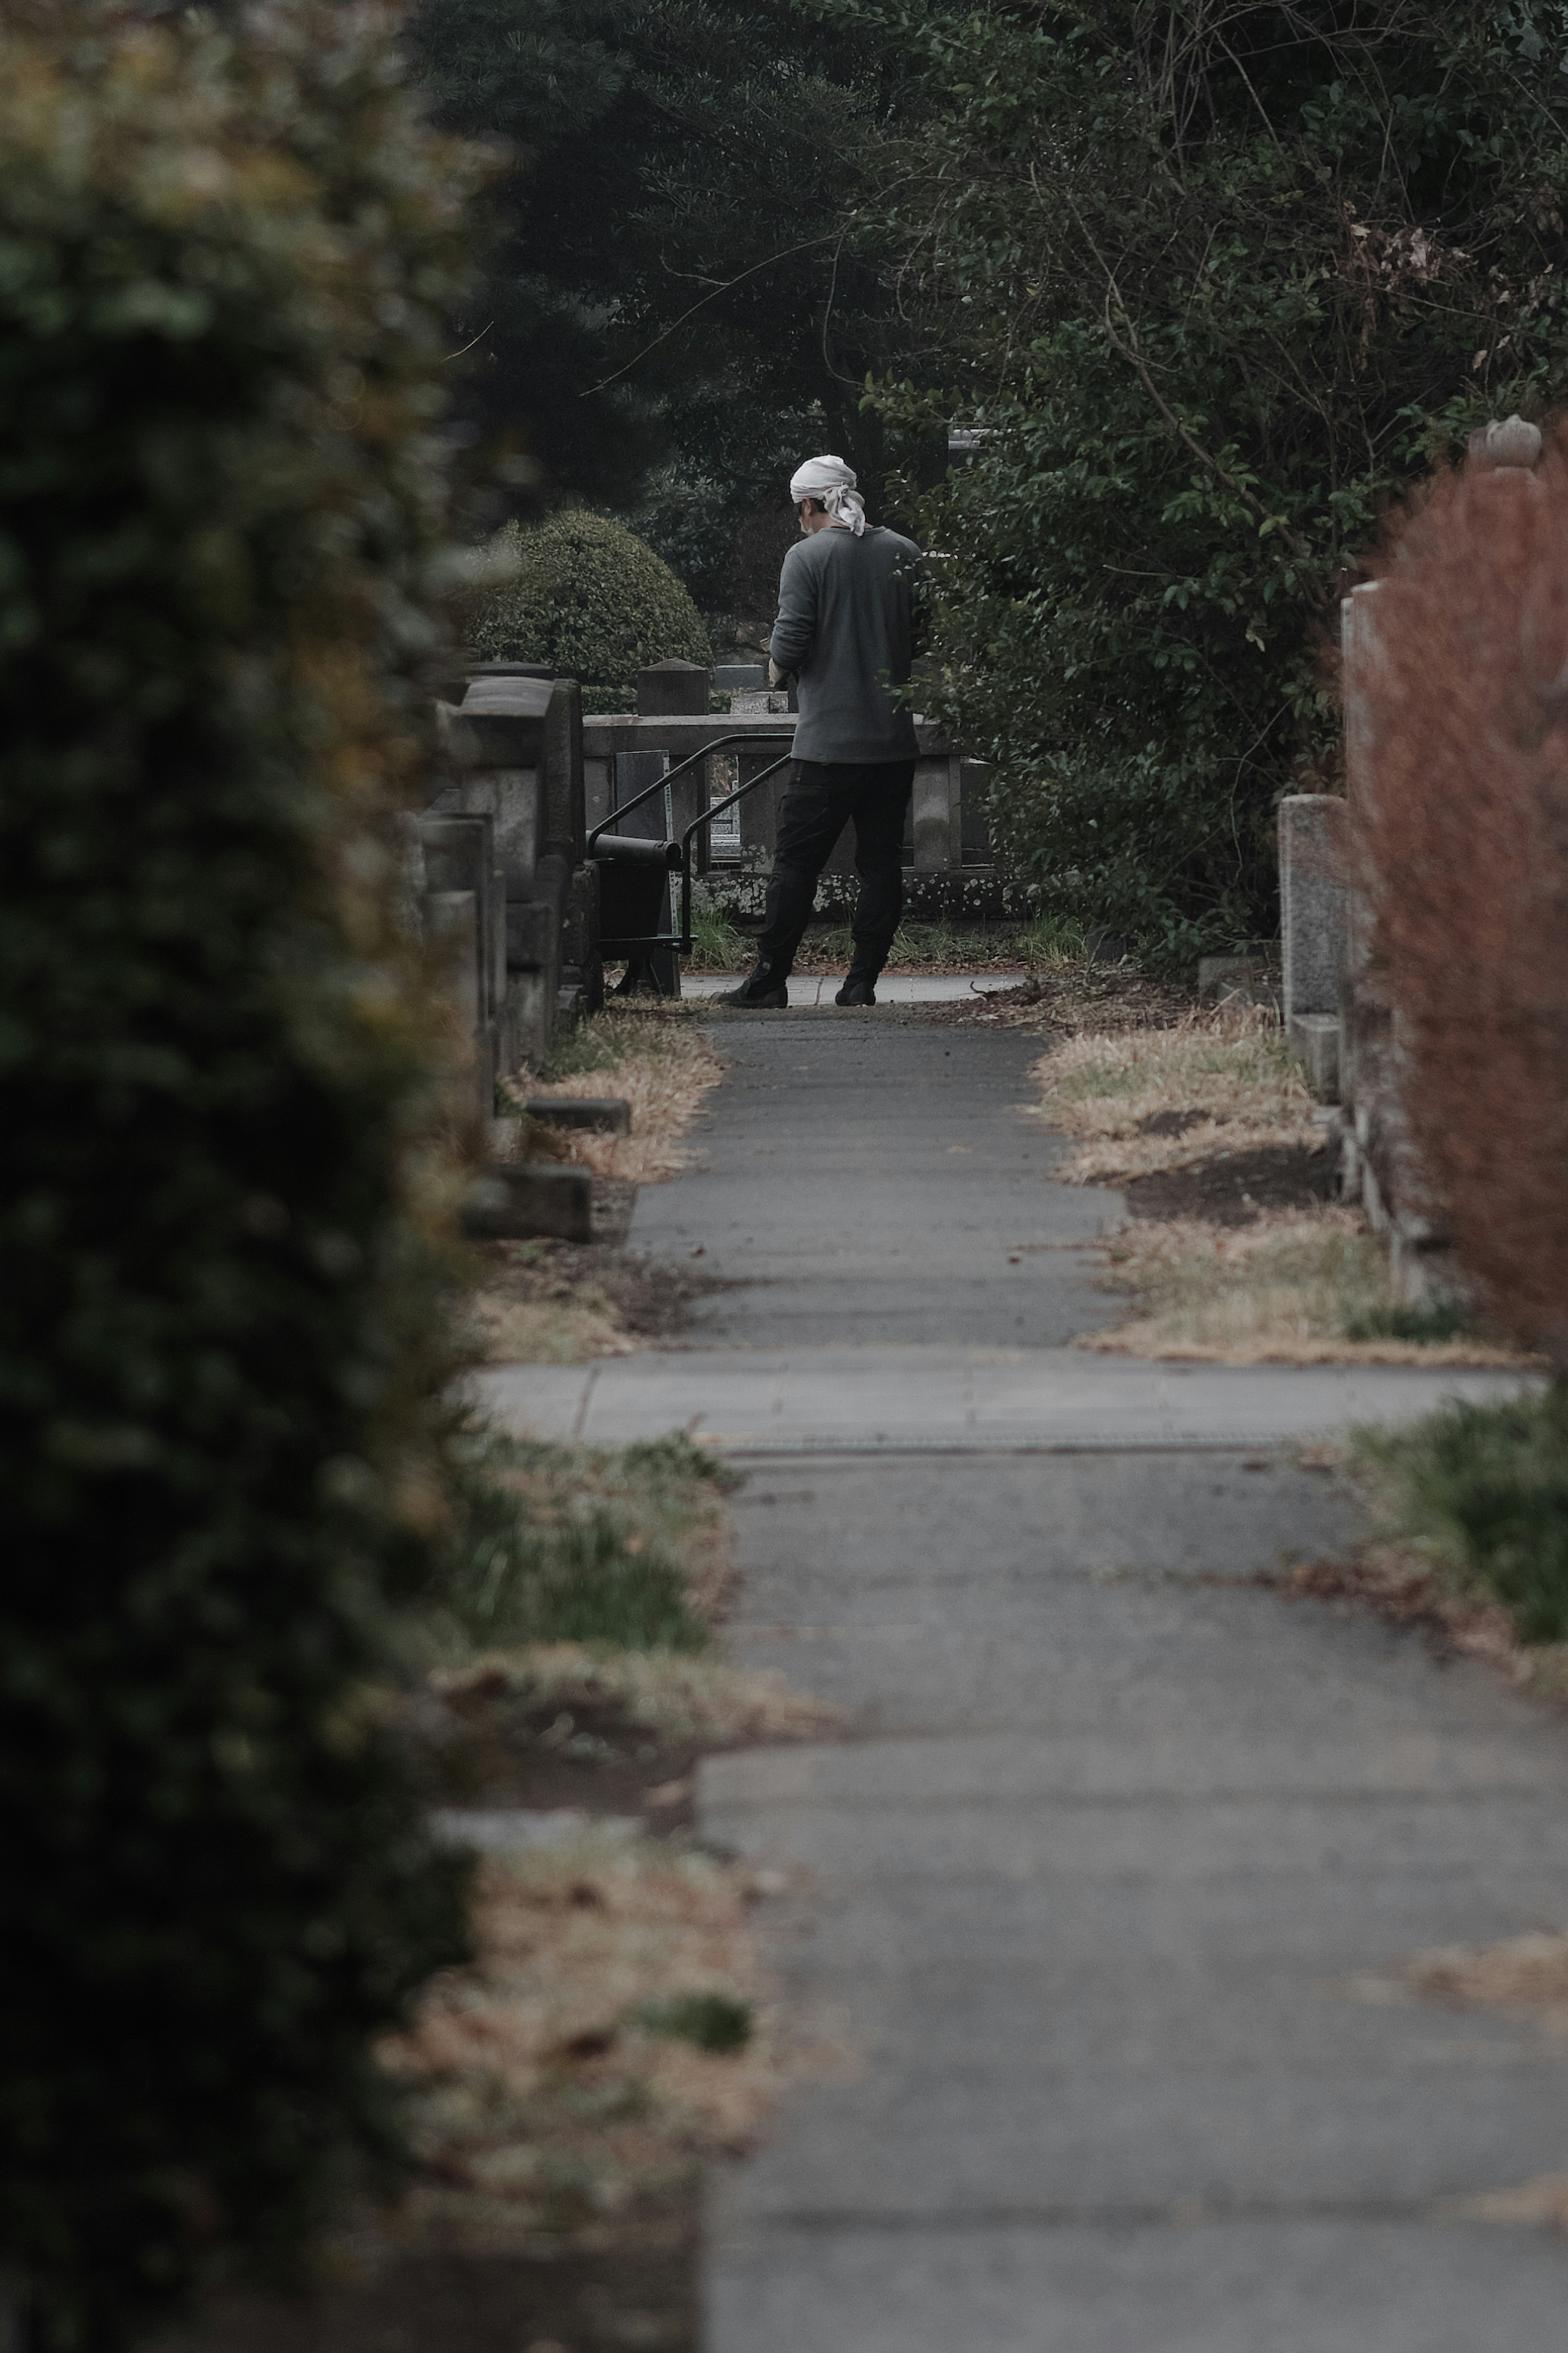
[911,757,954,871]
[423,888,491,1122]
[543,678,585,865]
[449,674,550,899]
[1278,795,1348,1100]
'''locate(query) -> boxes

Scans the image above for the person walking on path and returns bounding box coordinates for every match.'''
[719,456,921,1010]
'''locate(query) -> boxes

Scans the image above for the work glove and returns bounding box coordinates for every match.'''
[767,658,789,690]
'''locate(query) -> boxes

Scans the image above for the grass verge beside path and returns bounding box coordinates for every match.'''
[472,1007,724,1365]
[1353,1389,1568,1646]
[380,1829,802,2250]
[514,1003,723,1186]
[1036,1008,1535,1364]
[394,1423,832,2261]
[1035,1004,1316,1182]
[1086,1214,1532,1365]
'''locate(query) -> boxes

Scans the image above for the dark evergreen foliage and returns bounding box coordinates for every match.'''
[411,0,938,604]
[0,5,481,2342]
[470,513,711,682]
[826,0,1568,957]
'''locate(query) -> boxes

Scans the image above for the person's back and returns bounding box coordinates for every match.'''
[717,453,924,1011]
[773,524,921,767]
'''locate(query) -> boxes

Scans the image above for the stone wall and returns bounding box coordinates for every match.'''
[1278,584,1463,1309]
[582,710,1035,927]
[412,666,599,1114]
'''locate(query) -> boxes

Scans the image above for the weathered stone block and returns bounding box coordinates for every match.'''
[461,1164,594,1243]
[1288,1012,1341,1103]
[524,1096,631,1134]
[1197,953,1276,1008]
[1279,794,1348,1024]
[506,900,556,971]
[638,659,710,717]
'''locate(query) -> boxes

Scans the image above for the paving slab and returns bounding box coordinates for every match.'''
[699,1447,1568,2350]
[706,2220,1568,2353]
[492,1011,1568,2345]
[681,971,1021,1003]
[477,1345,1536,1453]
[631,1015,1121,1347]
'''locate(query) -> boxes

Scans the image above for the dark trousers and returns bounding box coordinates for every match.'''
[757,758,915,975]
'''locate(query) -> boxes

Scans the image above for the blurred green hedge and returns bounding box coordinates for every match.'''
[0,4,483,2344]
[470,510,710,686]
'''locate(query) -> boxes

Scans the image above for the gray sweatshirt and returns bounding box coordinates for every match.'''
[770,523,922,765]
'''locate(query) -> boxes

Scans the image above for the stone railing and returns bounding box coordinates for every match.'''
[584,657,1029,924]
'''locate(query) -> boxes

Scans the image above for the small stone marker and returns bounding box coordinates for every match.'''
[1197,952,1277,1009]
[461,1164,593,1242]
[1278,794,1348,1100]
[524,1095,632,1134]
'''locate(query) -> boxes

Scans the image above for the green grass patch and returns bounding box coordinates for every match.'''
[687,906,749,970]
[1357,1385,1568,1642]
[1343,1301,1471,1344]
[437,1426,737,1653]
[636,1991,753,2052]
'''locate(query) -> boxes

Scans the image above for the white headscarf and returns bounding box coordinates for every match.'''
[789,454,867,537]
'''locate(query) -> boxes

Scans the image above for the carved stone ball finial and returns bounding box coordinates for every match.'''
[1485,413,1543,470]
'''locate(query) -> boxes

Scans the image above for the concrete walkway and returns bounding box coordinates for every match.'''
[681,971,1021,1004]
[485,1013,1568,2349]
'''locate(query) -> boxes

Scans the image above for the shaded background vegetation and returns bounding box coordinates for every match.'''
[412,0,942,636]
[816,0,1568,955]
[413,0,1568,949]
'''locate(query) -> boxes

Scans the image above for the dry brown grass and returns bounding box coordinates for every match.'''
[381,1831,808,2248]
[1282,1541,1568,1698]
[467,1280,635,1367]
[470,1010,724,1363]
[1033,1005,1315,1185]
[1332,1890,1568,2232]
[430,1644,840,1747]
[504,1010,723,1187]
[1081,1210,1535,1364]
[1411,1928,1568,2032]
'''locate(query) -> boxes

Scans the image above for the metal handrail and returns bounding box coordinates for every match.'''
[586,729,793,860]
[597,750,797,957]
[677,752,795,950]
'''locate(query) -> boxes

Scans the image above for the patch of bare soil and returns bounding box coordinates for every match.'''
[430,1680,713,1832]
[905,966,1197,1033]
[424,1653,837,1834]
[1123,1140,1336,1226]
[468,1171,734,1363]
[1272,1541,1568,1701]
[475,1227,725,1348]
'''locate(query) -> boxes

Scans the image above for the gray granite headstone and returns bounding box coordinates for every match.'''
[1278,795,1347,1021]
[637,658,710,717]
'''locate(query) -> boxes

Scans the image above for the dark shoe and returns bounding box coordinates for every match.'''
[717,960,788,1008]
[835,973,878,1007]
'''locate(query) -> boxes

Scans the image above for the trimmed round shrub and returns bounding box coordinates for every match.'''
[470,511,710,685]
